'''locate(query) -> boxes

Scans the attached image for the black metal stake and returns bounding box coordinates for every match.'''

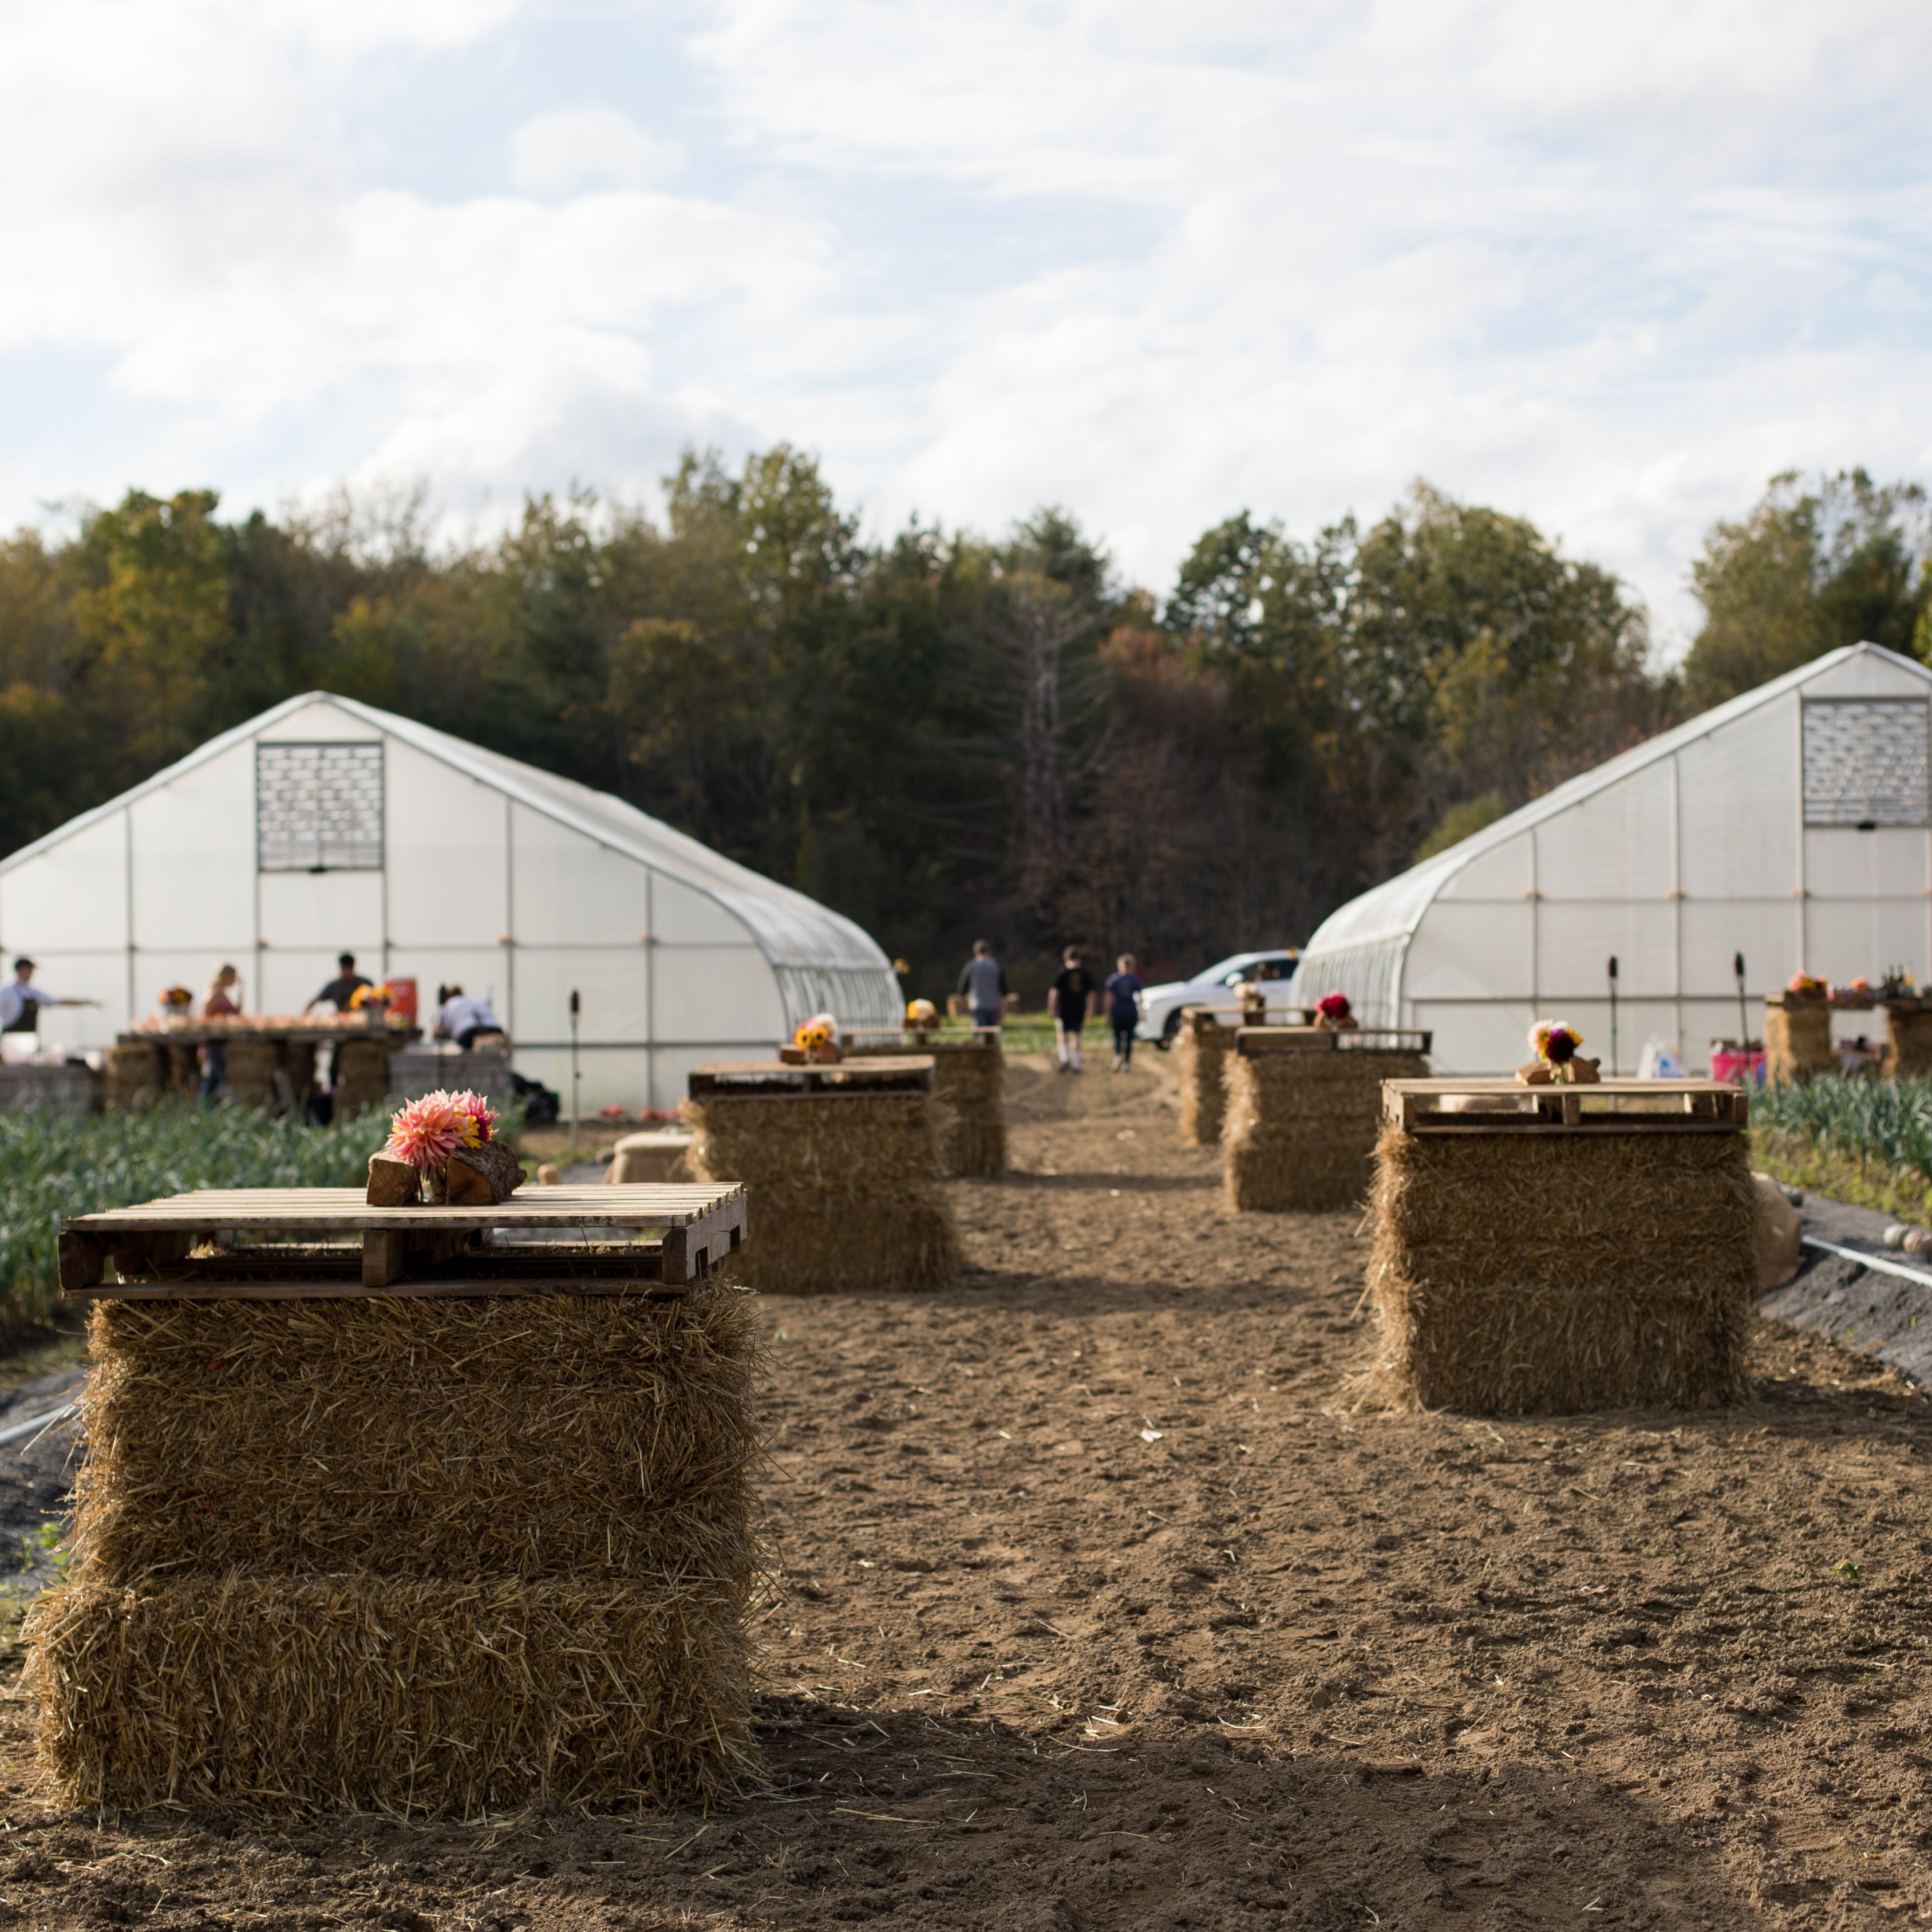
[1607,955,1618,1078]
[569,988,582,1149]
[1734,953,1749,1059]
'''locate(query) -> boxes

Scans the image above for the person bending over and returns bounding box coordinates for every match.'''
[1105,953,1144,1072]
[1048,946,1097,1074]
[436,985,507,1050]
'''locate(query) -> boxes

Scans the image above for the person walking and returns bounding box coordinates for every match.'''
[1048,945,1097,1073]
[956,941,1008,1033]
[0,958,100,1035]
[1105,953,1145,1071]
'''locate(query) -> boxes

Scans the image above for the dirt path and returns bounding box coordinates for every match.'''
[2,1054,1929,1929]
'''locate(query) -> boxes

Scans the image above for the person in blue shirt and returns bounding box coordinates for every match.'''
[1105,954,1145,1071]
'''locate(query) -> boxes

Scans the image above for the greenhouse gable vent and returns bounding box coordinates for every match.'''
[256,742,386,872]
[1801,698,1930,829]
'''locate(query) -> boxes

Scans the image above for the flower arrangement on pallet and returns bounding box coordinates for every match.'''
[1518,1020,1601,1086]
[365,1089,526,1205]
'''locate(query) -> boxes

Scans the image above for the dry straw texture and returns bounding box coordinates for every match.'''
[28,1286,762,1816]
[30,1573,756,1816]
[68,1292,761,1583]
[685,1091,959,1294]
[847,1041,1007,1176]
[1223,1049,1429,1212]
[1367,1124,1757,1415]
[1175,1012,1234,1145]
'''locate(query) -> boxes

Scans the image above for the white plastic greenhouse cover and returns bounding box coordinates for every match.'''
[0,692,900,1107]
[1290,643,1932,1074]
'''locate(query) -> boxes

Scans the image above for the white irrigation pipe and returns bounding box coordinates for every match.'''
[1800,1234,1932,1290]
[0,1402,77,1450]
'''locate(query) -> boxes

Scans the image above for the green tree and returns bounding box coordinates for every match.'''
[1681,469,1930,709]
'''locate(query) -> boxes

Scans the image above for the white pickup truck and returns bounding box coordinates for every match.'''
[1137,949,1302,1048]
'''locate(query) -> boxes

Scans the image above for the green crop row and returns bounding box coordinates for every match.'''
[0,1103,394,1339]
[1750,1074,1932,1186]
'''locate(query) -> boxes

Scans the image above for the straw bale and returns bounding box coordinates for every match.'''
[684,1090,959,1293]
[105,1042,164,1110]
[1175,1011,1233,1145]
[846,1040,1006,1175]
[1886,1004,1932,1077]
[28,1571,755,1816]
[1223,1049,1429,1212]
[1765,1001,1832,1082]
[226,1038,282,1109]
[1367,1123,1757,1415]
[71,1288,761,1586]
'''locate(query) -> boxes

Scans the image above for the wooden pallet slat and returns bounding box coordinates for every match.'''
[1235,1026,1433,1057]
[687,1057,935,1096]
[1383,1077,1750,1136]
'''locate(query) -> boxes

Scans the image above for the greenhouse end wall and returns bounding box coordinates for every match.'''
[1291,645,1932,1076]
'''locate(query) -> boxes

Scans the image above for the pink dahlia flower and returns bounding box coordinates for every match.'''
[383,1089,468,1171]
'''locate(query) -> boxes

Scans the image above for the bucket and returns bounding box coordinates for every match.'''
[384,977,418,1025]
[1709,1048,1765,1085]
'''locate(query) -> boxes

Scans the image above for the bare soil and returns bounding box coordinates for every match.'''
[2,1053,1930,1929]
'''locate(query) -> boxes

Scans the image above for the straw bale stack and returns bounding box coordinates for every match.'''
[1764,998,1832,1081]
[1366,1124,1757,1415]
[335,1037,395,1116]
[1175,1009,1234,1145]
[685,1090,958,1293]
[27,1286,761,1816]
[1223,1044,1429,1212]
[847,1037,1006,1175]
[105,1042,164,1109]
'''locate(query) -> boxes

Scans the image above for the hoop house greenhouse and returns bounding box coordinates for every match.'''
[0,692,899,1109]
[1291,643,1932,1073]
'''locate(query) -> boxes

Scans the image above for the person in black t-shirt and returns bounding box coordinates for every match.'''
[305,953,372,1015]
[1048,946,1097,1074]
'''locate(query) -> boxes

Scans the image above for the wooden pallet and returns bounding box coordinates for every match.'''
[1235,1026,1432,1056]
[1385,1078,1749,1135]
[688,1058,934,1096]
[58,1184,748,1301]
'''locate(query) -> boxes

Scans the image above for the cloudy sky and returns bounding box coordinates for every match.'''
[4,1,1929,645]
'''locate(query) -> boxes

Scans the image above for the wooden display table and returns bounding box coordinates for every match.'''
[58,1183,746,1300]
[682,1058,954,1293]
[110,1022,421,1113]
[35,1180,760,1816]
[1370,1076,1756,1413]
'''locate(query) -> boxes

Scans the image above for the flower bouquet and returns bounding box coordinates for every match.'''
[365,1088,526,1206]
[788,1014,842,1065]
[1784,973,1830,1002]
[1314,992,1357,1030]
[906,997,939,1038]
[1517,1019,1599,1086]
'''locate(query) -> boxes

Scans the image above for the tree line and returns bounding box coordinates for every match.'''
[0,454,1925,1002]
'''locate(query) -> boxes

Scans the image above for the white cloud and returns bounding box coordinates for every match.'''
[1,0,1930,645]
[509,107,685,198]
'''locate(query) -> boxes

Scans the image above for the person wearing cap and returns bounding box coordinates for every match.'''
[0,958,100,1034]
